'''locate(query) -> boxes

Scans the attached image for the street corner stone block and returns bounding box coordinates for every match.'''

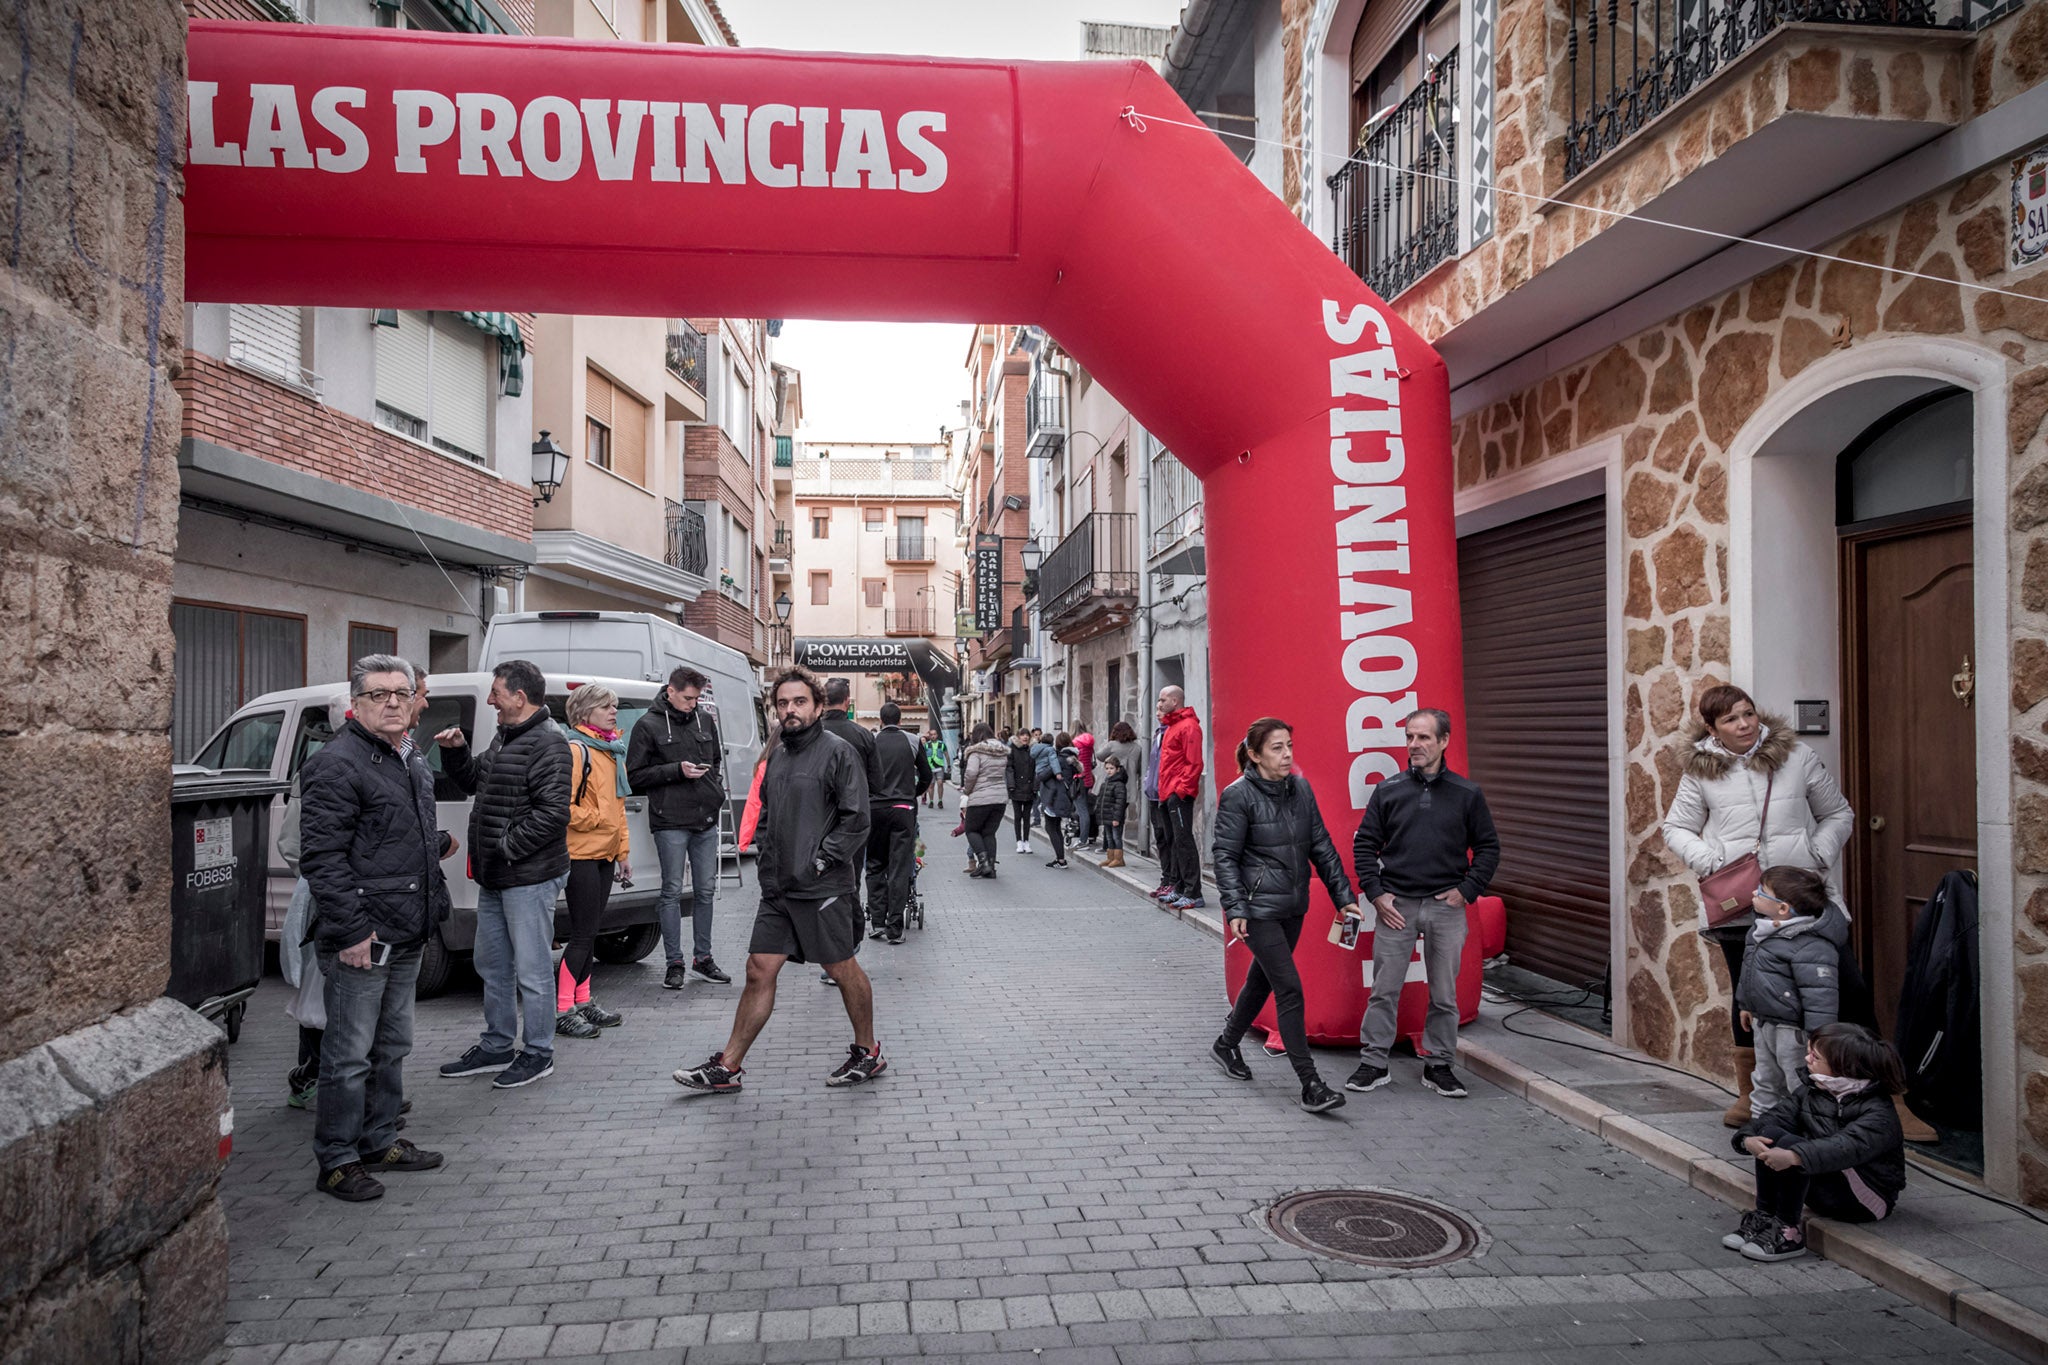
[139,1200,229,1365]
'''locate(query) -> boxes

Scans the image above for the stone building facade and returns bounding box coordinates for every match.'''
[1293,0,2048,1199]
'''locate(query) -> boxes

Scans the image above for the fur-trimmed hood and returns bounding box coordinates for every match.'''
[1679,713,1796,782]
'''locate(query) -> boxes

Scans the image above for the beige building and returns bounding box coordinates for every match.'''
[789,441,964,726]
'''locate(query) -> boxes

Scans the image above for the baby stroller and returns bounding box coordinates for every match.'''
[907,839,927,931]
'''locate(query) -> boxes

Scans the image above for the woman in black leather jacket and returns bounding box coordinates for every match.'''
[1210,718,1360,1113]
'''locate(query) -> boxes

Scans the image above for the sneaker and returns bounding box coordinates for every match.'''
[826,1042,888,1087]
[1741,1224,1807,1262]
[821,970,838,985]
[1165,895,1192,910]
[286,1063,317,1110]
[868,927,887,940]
[1300,1079,1347,1113]
[362,1138,443,1173]
[490,1051,554,1089]
[1211,1037,1252,1081]
[1179,894,1206,909]
[1020,842,1033,854]
[439,1045,515,1078]
[1723,1209,1775,1252]
[888,929,906,944]
[663,962,689,990]
[316,1162,384,1202]
[1150,884,1174,900]
[555,1008,602,1039]
[1421,1064,1469,1099]
[692,957,731,985]
[1047,859,1068,869]
[1345,1062,1391,1093]
[674,1052,744,1095]
[399,1098,412,1115]
[579,1000,623,1028]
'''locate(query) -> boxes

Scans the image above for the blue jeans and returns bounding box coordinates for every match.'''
[654,826,720,964]
[474,873,569,1058]
[314,940,421,1171]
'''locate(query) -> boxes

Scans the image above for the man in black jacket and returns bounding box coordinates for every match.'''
[1346,707,1501,1100]
[818,677,880,977]
[865,702,932,943]
[675,668,886,1096]
[627,665,729,989]
[434,659,572,1091]
[300,655,450,1201]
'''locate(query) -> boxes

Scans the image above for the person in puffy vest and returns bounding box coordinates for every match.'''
[1736,866,1849,1118]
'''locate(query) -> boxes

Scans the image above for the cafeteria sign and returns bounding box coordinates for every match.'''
[2016,143,2048,272]
[973,534,1004,632]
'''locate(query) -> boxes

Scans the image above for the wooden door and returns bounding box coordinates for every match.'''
[1842,517,1976,1038]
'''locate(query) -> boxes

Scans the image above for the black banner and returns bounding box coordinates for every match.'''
[974,534,1003,632]
[793,638,962,694]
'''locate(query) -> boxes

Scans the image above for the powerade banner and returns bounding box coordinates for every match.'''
[973,534,1003,632]
[794,639,962,695]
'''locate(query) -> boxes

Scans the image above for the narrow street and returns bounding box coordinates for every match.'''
[213,826,2014,1365]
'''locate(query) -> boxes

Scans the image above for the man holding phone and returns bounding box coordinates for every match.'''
[299,655,454,1202]
[629,665,729,990]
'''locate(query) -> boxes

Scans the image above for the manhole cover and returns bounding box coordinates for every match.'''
[1264,1189,1486,1269]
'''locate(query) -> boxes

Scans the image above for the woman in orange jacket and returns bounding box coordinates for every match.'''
[559,684,631,1039]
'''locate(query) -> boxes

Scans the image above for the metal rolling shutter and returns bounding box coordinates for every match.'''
[1457,496,1610,987]
[376,310,433,426]
[429,317,491,462]
[227,304,302,381]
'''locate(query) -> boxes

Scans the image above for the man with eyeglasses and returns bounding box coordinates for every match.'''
[298,655,453,1201]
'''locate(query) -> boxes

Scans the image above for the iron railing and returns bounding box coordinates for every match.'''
[773,434,793,468]
[665,499,708,577]
[1328,48,1460,302]
[1026,367,1066,459]
[1038,512,1139,625]
[1565,0,1954,179]
[888,536,935,563]
[885,608,937,635]
[770,522,792,555]
[1010,605,1029,661]
[665,320,707,391]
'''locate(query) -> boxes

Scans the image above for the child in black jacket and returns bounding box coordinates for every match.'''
[1736,866,1850,1116]
[1728,1021,1907,1262]
[1098,758,1129,866]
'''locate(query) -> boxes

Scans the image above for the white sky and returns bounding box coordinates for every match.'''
[725,0,1188,442]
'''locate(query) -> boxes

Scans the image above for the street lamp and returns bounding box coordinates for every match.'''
[773,590,793,623]
[530,430,569,506]
[1019,537,1043,598]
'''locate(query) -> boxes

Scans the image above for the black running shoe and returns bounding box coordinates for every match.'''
[826,1042,887,1087]
[439,1045,515,1078]
[692,957,731,985]
[1421,1064,1469,1099]
[1741,1224,1807,1262]
[1344,1062,1391,1092]
[868,927,887,941]
[317,1162,384,1202]
[663,962,689,990]
[580,1000,623,1028]
[490,1051,554,1089]
[674,1052,744,1095]
[286,1061,317,1110]
[1300,1079,1346,1113]
[362,1138,443,1173]
[1211,1037,1253,1081]
[555,1008,602,1040]
[887,929,906,945]
[1723,1209,1774,1251]
[821,970,838,985]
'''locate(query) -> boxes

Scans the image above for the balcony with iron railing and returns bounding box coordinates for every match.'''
[664,499,708,578]
[1037,512,1138,644]
[774,435,793,468]
[884,607,938,636]
[770,522,792,555]
[886,535,936,564]
[665,320,707,393]
[1025,367,1066,460]
[1328,48,1460,303]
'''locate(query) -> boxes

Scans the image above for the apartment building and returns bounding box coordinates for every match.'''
[678,317,779,669]
[172,0,540,761]
[766,362,804,670]
[958,326,1037,734]
[789,442,964,727]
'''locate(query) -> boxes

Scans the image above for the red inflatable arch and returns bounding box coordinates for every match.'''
[184,20,1470,1044]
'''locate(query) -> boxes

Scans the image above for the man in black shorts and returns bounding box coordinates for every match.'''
[673,667,886,1095]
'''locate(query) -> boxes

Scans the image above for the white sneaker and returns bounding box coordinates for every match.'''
[1021,842,1033,854]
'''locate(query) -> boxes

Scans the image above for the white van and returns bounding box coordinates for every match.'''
[480,610,766,827]
[186,670,695,997]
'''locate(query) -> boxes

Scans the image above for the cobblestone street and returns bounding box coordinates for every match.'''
[212,826,2017,1365]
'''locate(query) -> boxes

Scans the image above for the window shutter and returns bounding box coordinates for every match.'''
[349,624,398,661]
[171,602,239,761]
[242,613,306,700]
[376,310,433,424]
[1351,0,1431,99]
[228,304,303,381]
[613,389,649,486]
[585,368,614,426]
[429,316,491,462]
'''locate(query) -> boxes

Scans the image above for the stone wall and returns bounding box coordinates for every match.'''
[0,0,231,1358]
[1432,163,2048,1198]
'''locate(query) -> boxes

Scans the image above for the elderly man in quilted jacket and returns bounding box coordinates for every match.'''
[435,658,572,1091]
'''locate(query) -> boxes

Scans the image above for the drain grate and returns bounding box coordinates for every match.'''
[1264,1188,1486,1269]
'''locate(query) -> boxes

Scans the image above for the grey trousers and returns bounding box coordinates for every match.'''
[1751,1019,1809,1115]
[1358,894,1468,1066]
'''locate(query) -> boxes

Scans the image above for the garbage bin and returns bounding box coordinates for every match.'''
[169,770,286,1042]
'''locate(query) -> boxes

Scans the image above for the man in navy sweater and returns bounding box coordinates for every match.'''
[1347,708,1501,1100]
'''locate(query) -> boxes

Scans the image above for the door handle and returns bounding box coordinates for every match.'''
[1869,815,1886,832]
[1952,655,1974,708]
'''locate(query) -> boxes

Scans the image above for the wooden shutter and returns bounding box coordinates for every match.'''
[1352,0,1430,91]
[228,305,302,381]
[1457,496,1610,988]
[613,389,649,486]
[430,317,491,462]
[376,310,433,424]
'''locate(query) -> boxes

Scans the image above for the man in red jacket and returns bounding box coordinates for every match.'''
[1155,686,1206,909]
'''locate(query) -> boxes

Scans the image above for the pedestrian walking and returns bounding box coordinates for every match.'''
[820,678,880,913]
[435,659,572,1090]
[1097,755,1129,867]
[1729,1022,1906,1262]
[1347,707,1499,1100]
[298,655,449,1201]
[1040,732,1081,868]
[1006,729,1038,854]
[1736,866,1850,1117]
[1155,686,1206,909]
[673,668,885,1096]
[958,723,1009,878]
[556,684,630,1041]
[865,702,932,944]
[1661,685,1860,1129]
[1029,728,1057,825]
[924,729,950,809]
[628,665,731,991]
[1209,719,1359,1113]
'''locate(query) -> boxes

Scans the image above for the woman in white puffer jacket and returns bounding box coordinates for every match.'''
[1662,684,1854,1126]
